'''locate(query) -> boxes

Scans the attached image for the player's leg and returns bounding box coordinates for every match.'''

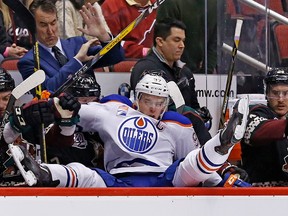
[44,162,107,187]
[9,144,106,187]
[172,97,249,187]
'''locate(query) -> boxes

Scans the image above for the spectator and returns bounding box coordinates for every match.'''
[1,0,33,49]
[241,67,288,186]
[17,0,124,94]
[156,0,218,74]
[55,0,84,38]
[56,0,110,39]
[7,73,250,187]
[0,0,30,60]
[101,0,156,58]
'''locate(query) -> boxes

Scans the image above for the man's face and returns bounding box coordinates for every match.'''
[35,8,59,47]
[156,27,185,65]
[0,91,11,118]
[137,93,167,120]
[267,84,288,118]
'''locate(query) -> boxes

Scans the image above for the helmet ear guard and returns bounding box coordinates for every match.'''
[0,68,15,92]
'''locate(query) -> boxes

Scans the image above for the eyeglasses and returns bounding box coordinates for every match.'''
[267,90,288,100]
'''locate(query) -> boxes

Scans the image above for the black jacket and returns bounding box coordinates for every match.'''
[130,48,200,109]
[0,11,10,55]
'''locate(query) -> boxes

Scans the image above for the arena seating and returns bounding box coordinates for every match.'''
[272,23,288,66]
[0,57,20,71]
[225,0,288,67]
[94,59,138,73]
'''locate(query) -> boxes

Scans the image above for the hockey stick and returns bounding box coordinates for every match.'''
[4,0,47,163]
[0,70,46,140]
[167,81,185,113]
[3,0,36,38]
[218,19,243,130]
[51,0,166,97]
[33,42,48,164]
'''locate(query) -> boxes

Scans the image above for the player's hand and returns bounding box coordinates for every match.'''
[218,162,249,182]
[197,106,213,123]
[50,93,80,126]
[219,173,252,187]
[9,99,54,133]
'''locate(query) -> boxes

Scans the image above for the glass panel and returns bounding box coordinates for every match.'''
[218,0,288,95]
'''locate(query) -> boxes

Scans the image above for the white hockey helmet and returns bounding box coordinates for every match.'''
[135,73,169,99]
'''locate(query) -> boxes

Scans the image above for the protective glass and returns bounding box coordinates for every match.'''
[141,97,167,108]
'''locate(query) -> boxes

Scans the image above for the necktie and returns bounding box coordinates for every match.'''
[52,46,68,66]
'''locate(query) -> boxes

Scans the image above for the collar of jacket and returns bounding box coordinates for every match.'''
[152,46,186,69]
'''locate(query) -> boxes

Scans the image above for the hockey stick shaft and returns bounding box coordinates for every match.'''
[218,19,243,129]
[0,70,46,140]
[167,81,185,113]
[51,0,166,97]
[33,42,47,163]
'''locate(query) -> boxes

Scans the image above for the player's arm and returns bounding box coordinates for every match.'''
[243,105,287,146]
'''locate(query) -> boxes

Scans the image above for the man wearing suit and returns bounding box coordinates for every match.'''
[18,0,124,94]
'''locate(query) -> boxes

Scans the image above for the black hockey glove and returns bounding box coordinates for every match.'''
[9,99,55,133]
[50,93,81,126]
[196,106,213,130]
[197,106,213,123]
[218,161,249,182]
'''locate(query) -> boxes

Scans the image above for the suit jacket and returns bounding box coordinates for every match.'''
[18,36,124,93]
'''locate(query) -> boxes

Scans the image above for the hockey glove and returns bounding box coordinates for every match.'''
[218,173,252,187]
[9,99,55,133]
[218,161,249,182]
[50,93,80,126]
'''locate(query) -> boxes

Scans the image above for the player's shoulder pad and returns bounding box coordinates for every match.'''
[99,94,133,107]
[249,103,270,112]
[249,103,275,116]
[162,111,192,126]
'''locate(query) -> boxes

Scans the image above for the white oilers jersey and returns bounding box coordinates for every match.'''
[78,95,200,174]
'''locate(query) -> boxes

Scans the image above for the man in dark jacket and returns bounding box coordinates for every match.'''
[130,18,199,110]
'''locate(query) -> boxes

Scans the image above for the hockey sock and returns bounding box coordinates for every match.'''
[44,162,106,187]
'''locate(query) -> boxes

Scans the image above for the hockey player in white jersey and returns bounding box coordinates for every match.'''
[7,73,250,187]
